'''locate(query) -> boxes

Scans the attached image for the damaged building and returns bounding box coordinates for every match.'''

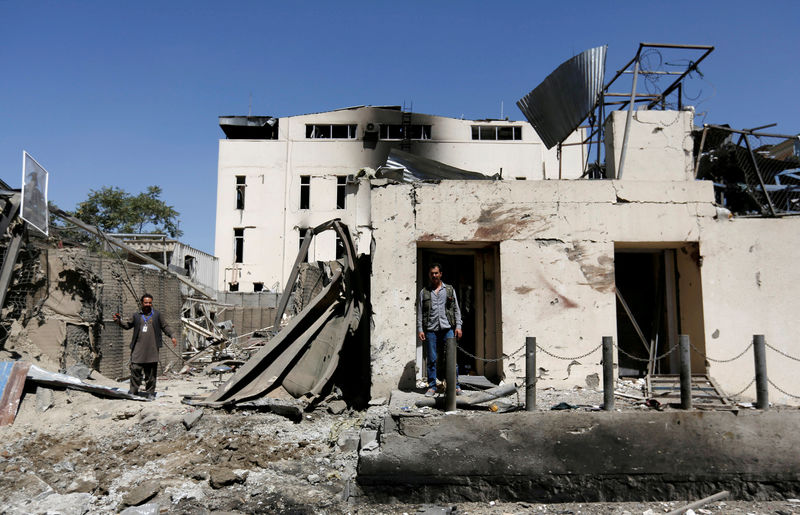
[214,106,586,292]
[214,43,800,407]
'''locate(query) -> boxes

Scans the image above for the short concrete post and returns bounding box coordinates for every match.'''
[753,334,769,410]
[602,336,614,411]
[679,334,692,410]
[445,336,457,412]
[525,337,536,411]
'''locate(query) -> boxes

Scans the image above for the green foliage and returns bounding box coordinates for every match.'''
[72,186,183,238]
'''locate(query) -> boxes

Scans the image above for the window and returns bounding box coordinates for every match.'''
[335,233,346,259]
[306,124,357,139]
[300,175,310,209]
[471,125,522,140]
[184,255,196,276]
[298,228,309,263]
[379,124,432,140]
[235,175,246,209]
[253,282,264,292]
[234,228,244,263]
[336,176,347,209]
[229,282,239,292]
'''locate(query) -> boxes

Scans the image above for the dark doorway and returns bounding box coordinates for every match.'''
[614,245,705,377]
[417,244,502,384]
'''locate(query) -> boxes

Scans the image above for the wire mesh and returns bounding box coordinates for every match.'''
[696,127,800,215]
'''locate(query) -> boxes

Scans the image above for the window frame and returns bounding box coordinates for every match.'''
[471,125,522,141]
[300,175,310,210]
[336,176,347,209]
[305,124,358,139]
[233,228,244,263]
[379,124,432,140]
[235,175,246,210]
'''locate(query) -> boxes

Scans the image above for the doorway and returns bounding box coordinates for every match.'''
[417,244,503,384]
[614,243,706,377]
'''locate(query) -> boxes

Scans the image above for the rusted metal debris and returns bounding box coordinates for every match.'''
[192,220,364,408]
[0,361,31,426]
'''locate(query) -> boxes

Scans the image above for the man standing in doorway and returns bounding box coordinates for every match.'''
[417,263,463,397]
[113,293,177,399]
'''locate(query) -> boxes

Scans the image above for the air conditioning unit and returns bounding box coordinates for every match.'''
[364,122,378,133]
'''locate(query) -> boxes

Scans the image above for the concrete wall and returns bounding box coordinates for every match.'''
[214,106,584,291]
[697,217,800,404]
[604,109,695,180]
[368,178,800,405]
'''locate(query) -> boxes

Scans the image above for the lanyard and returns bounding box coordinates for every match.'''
[141,313,154,325]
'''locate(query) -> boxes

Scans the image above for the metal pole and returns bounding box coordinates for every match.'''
[679,334,692,410]
[753,334,769,410]
[693,126,709,179]
[525,337,536,411]
[602,336,614,410]
[445,336,457,412]
[617,57,640,179]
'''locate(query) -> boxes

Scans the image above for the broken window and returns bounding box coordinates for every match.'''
[253,282,264,292]
[183,255,195,277]
[234,228,244,263]
[379,124,431,140]
[336,176,346,209]
[298,228,309,263]
[305,124,357,139]
[235,175,246,210]
[300,176,310,209]
[471,125,522,141]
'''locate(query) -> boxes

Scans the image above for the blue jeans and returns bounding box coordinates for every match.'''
[425,328,459,388]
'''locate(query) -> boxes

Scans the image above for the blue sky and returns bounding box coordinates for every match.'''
[2,1,798,254]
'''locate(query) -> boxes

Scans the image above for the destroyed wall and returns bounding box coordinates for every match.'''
[369,179,717,398]
[369,108,800,405]
[2,247,182,380]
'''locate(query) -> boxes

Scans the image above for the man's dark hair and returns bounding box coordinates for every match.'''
[428,262,442,272]
[140,293,154,303]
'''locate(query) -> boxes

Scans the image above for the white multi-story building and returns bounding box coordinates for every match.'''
[213,105,585,292]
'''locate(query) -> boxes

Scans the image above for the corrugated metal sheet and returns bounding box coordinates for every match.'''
[376,149,499,182]
[517,45,607,149]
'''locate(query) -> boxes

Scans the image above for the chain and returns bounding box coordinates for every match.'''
[612,341,681,363]
[726,377,756,398]
[614,345,650,362]
[536,343,602,361]
[652,341,681,361]
[768,378,800,400]
[690,341,753,363]
[765,342,800,362]
[456,342,526,363]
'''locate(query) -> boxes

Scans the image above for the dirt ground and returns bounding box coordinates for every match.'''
[1,361,799,514]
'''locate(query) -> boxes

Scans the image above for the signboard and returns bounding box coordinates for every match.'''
[21,151,49,236]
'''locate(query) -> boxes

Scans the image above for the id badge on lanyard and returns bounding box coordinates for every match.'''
[142,324,148,333]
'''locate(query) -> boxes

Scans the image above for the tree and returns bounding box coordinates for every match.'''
[72,186,183,238]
